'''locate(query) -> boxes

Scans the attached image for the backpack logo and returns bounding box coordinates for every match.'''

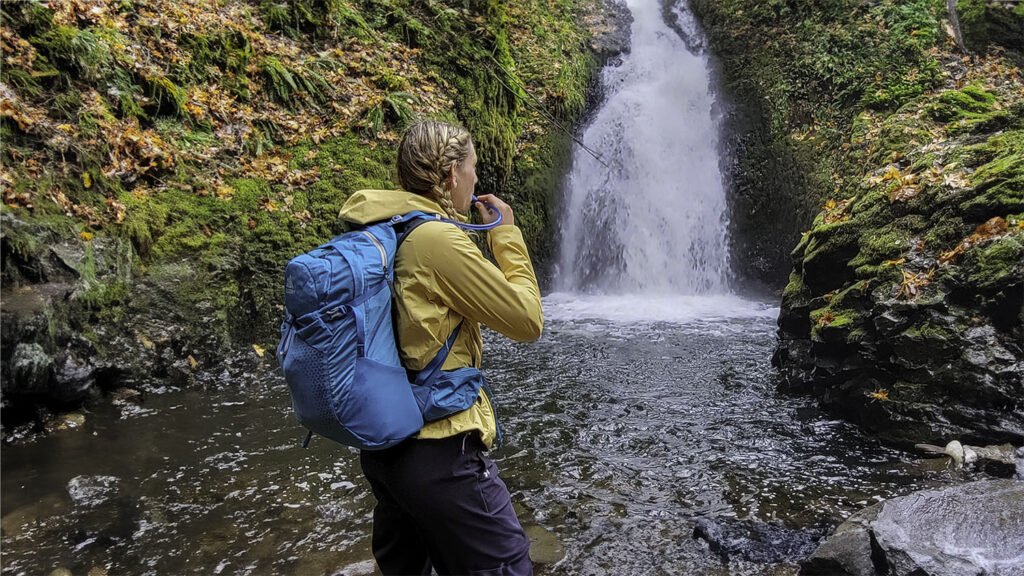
[285,274,295,295]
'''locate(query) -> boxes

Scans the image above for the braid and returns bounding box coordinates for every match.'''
[397,120,472,221]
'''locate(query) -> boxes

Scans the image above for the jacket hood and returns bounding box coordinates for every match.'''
[339,189,457,225]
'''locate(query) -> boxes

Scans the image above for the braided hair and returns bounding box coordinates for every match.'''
[396,120,473,220]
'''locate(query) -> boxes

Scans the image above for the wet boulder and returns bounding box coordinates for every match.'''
[801,480,1024,576]
[692,516,827,564]
[9,343,53,394]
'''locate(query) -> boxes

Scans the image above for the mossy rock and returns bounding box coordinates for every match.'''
[901,320,955,341]
[959,0,1024,63]
[922,215,967,250]
[799,220,861,291]
[809,306,861,342]
[926,85,995,122]
[827,280,874,310]
[959,234,1024,293]
[781,271,809,306]
[956,130,1024,220]
[847,223,914,270]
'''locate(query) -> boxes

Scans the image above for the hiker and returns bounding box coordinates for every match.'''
[337,120,543,576]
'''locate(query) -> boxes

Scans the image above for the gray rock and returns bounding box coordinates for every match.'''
[52,352,96,403]
[799,505,880,576]
[48,236,131,286]
[916,440,1022,467]
[801,480,1024,576]
[583,0,632,57]
[693,516,825,563]
[9,343,53,394]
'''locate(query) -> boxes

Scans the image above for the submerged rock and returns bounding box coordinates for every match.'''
[801,480,1024,576]
[693,517,827,564]
[0,493,67,539]
[48,411,87,432]
[525,524,566,564]
[67,475,121,508]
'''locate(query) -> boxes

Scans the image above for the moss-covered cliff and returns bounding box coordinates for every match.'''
[1,0,625,427]
[690,0,1023,444]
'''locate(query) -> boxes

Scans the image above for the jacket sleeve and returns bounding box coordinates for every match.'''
[421,223,543,341]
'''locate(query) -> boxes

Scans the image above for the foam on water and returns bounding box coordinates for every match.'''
[543,292,778,325]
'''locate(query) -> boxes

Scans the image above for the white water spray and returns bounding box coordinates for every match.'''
[555,0,731,296]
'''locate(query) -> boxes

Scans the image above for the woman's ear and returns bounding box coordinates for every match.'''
[449,163,458,188]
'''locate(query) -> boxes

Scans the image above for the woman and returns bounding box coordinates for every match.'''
[337,120,543,575]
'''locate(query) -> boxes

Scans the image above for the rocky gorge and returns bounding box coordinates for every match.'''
[2,0,1024,574]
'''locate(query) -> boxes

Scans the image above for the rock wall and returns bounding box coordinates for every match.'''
[690,0,1024,444]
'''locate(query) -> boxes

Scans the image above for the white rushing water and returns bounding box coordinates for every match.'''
[554,0,732,308]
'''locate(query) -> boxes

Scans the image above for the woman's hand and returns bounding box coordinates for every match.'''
[473,194,514,228]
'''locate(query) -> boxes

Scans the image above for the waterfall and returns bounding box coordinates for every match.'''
[555,0,731,296]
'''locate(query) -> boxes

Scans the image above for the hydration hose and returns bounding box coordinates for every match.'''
[443,195,503,231]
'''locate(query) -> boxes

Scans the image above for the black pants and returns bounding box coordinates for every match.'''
[359,433,533,576]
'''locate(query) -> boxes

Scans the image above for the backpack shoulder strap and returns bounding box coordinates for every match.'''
[392,211,440,249]
[396,217,432,248]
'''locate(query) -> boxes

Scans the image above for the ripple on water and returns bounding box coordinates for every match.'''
[483,303,960,574]
[0,303,975,575]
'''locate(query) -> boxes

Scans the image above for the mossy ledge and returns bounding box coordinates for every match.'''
[0,0,630,433]
[691,0,1023,445]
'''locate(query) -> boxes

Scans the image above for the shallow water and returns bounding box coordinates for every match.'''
[1,295,968,576]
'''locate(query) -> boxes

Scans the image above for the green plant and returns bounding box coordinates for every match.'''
[35,26,112,82]
[144,74,188,118]
[260,57,332,107]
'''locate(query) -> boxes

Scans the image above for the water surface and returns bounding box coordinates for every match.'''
[1,296,961,575]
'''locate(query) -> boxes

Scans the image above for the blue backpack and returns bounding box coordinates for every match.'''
[276,212,490,450]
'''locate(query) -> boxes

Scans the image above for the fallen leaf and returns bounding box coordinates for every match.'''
[188,355,198,369]
[817,311,836,327]
[253,344,265,357]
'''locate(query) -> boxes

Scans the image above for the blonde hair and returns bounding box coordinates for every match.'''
[396,120,473,220]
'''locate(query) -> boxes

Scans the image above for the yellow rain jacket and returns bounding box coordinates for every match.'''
[338,189,543,448]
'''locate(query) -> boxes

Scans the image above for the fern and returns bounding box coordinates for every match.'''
[362,105,385,136]
[261,57,298,102]
[383,91,420,129]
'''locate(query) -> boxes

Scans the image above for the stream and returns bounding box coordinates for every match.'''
[0,0,985,574]
[1,302,966,575]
